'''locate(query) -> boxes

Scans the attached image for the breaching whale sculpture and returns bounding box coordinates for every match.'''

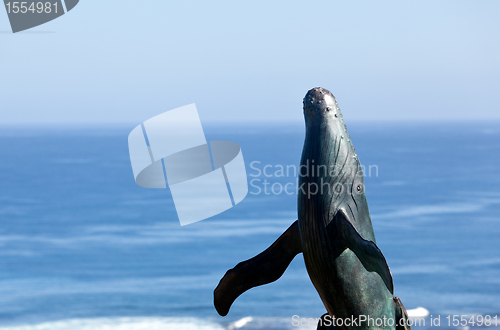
[214,88,411,330]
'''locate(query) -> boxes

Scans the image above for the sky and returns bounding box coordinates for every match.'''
[1,1,499,124]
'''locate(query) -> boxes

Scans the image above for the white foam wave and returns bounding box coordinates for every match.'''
[0,317,224,330]
[228,316,253,329]
[406,307,430,318]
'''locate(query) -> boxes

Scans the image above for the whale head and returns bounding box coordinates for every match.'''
[299,88,372,236]
[303,87,342,128]
[301,87,354,173]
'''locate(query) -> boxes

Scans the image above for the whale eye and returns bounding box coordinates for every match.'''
[356,184,363,193]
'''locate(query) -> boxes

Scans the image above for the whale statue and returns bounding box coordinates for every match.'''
[214,87,411,330]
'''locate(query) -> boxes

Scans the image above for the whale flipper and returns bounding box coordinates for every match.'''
[214,220,302,316]
[332,210,394,294]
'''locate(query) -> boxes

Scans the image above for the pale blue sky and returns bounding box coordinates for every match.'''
[1,1,499,124]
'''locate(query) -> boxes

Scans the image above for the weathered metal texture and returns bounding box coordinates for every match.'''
[214,88,411,330]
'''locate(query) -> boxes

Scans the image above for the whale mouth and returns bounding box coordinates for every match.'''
[303,87,338,115]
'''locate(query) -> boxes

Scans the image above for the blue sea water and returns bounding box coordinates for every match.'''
[0,121,499,330]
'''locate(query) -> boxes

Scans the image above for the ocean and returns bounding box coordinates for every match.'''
[0,121,499,330]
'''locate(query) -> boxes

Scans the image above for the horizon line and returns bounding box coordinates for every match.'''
[1,118,500,127]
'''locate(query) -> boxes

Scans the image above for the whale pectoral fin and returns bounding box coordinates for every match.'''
[335,211,394,294]
[214,220,302,316]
